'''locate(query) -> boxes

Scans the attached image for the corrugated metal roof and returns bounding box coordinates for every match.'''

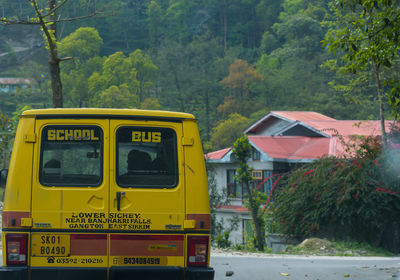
[303,120,394,137]
[249,136,331,160]
[216,205,249,213]
[270,111,336,121]
[207,112,397,161]
[205,147,231,160]
[0,78,34,85]
[245,111,336,134]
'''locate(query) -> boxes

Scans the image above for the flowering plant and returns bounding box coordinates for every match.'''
[270,135,400,252]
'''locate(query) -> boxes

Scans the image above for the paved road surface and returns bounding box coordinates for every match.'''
[211,254,400,280]
[1,250,399,280]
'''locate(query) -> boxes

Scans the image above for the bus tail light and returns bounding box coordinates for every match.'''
[6,234,27,265]
[187,236,209,267]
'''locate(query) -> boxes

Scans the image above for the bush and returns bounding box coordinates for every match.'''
[271,136,400,253]
[216,231,232,248]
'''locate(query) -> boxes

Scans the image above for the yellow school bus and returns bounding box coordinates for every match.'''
[0,108,214,280]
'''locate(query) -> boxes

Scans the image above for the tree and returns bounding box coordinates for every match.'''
[91,84,139,108]
[147,0,165,50]
[87,51,141,107]
[208,113,249,151]
[220,59,263,116]
[102,52,134,87]
[129,49,158,103]
[232,134,266,251]
[59,27,104,107]
[140,97,161,110]
[0,0,100,107]
[59,27,103,67]
[157,41,192,112]
[323,0,400,142]
[274,13,324,58]
[0,113,14,169]
[184,35,229,141]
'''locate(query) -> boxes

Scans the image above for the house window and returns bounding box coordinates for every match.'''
[252,170,273,193]
[227,169,242,198]
[263,170,273,194]
[252,147,260,161]
[252,170,263,180]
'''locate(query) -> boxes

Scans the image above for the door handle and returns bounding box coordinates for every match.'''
[116,191,125,211]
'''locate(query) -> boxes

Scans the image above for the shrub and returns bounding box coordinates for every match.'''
[270,136,400,252]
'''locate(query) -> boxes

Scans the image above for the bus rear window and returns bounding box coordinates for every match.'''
[39,125,103,187]
[116,127,178,188]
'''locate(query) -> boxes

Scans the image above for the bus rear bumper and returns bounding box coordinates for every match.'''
[185,266,215,280]
[0,266,28,280]
[0,266,214,280]
[110,266,214,280]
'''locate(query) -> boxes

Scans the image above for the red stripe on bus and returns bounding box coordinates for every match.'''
[71,234,107,240]
[111,234,184,241]
[70,234,107,256]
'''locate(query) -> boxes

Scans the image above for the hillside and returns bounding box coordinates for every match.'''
[0,0,390,150]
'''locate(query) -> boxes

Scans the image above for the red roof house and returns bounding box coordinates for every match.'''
[206,111,396,245]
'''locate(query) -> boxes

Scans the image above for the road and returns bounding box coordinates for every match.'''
[211,254,400,280]
[0,251,399,279]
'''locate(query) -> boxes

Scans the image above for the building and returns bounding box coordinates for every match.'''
[0,77,37,113]
[0,78,35,94]
[206,111,395,245]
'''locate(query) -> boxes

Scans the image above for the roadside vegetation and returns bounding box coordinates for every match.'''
[213,238,396,257]
[270,133,400,254]
[284,238,396,257]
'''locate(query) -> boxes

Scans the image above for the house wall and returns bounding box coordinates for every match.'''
[215,209,250,245]
[209,160,274,204]
[282,125,322,137]
[255,118,291,136]
[250,160,273,170]
[208,159,275,245]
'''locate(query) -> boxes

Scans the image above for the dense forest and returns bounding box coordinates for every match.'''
[0,0,390,151]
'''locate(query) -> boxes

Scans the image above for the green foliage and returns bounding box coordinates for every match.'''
[147,1,165,50]
[102,52,134,87]
[232,135,253,183]
[91,84,139,108]
[213,215,240,248]
[271,135,400,252]
[232,134,267,251]
[59,27,103,65]
[208,113,249,151]
[59,27,105,107]
[0,106,30,170]
[0,114,14,169]
[279,0,305,22]
[129,49,158,102]
[323,0,400,125]
[56,43,158,108]
[3,0,400,145]
[216,231,232,248]
[140,97,161,110]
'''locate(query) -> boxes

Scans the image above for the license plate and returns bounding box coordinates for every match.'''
[31,234,70,257]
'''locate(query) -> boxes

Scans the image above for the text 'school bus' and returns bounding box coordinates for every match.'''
[0,108,214,280]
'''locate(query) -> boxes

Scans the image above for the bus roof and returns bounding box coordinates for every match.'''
[21,108,195,120]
